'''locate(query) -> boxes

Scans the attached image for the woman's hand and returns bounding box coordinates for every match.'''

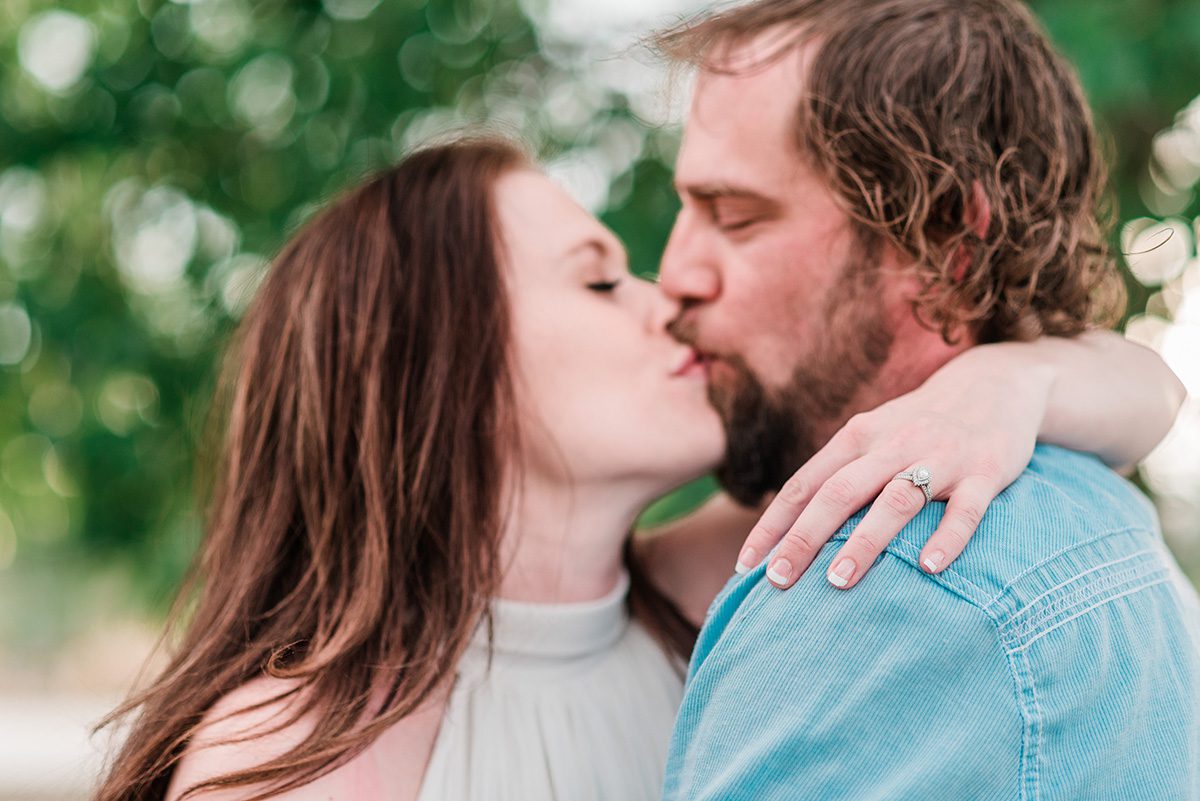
[736,331,1185,591]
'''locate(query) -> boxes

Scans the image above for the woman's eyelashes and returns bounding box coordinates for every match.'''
[586,278,621,293]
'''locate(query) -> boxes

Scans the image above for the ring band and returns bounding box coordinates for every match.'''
[894,465,934,504]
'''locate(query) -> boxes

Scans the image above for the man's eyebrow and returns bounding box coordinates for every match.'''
[678,183,782,209]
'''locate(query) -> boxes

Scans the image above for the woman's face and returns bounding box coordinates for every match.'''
[496,169,725,496]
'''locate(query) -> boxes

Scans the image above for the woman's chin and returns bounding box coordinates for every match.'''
[645,449,725,498]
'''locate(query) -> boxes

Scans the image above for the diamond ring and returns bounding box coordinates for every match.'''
[894,465,934,505]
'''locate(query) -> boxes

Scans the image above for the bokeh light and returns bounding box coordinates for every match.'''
[1125,86,1200,566]
[18,11,97,95]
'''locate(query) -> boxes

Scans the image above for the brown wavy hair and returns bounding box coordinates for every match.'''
[93,137,696,801]
[655,0,1126,343]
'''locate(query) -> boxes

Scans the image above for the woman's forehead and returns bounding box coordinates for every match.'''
[495,169,614,256]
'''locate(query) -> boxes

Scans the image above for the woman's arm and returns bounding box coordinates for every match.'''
[639,330,1185,612]
[1034,329,1185,470]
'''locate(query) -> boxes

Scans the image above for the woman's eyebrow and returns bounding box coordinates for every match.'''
[561,238,609,261]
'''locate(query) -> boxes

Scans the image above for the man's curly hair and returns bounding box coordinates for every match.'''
[655,0,1126,343]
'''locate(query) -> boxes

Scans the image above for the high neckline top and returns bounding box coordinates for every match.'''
[471,571,633,660]
[416,571,687,801]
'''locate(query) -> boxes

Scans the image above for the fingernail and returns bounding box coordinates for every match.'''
[827,558,856,588]
[922,550,945,573]
[734,546,758,575]
[766,558,793,586]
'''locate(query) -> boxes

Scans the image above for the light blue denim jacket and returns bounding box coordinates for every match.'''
[663,445,1200,800]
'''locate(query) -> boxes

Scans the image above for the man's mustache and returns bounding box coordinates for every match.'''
[666,314,698,348]
[668,314,737,368]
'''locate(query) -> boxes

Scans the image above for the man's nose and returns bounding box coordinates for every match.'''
[647,282,682,335]
[658,212,721,304]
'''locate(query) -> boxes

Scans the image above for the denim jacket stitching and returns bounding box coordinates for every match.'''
[981,526,1145,612]
[1007,575,1171,654]
[1004,558,1168,643]
[1002,645,1044,801]
[1004,549,1157,622]
[974,543,1166,797]
[884,535,995,607]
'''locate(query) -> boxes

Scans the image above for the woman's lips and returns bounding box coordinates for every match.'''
[670,347,712,378]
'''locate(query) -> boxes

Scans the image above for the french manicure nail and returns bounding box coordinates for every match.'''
[734,546,759,575]
[828,558,856,588]
[766,558,793,586]
[922,550,945,572]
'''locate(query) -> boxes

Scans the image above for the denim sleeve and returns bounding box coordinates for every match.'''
[664,549,1024,800]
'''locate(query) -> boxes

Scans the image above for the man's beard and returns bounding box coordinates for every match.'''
[673,246,894,506]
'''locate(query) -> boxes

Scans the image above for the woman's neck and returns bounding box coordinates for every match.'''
[496,477,648,604]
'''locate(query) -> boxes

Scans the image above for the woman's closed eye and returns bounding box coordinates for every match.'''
[586,279,622,293]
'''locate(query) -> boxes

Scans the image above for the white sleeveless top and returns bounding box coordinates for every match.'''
[415,572,686,801]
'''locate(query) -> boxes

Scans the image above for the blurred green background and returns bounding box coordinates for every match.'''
[0,0,1198,709]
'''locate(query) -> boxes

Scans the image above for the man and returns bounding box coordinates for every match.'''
[654,0,1200,798]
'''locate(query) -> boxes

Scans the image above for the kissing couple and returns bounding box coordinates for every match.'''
[97,1,1200,800]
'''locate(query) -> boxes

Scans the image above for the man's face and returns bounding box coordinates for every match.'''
[661,44,895,504]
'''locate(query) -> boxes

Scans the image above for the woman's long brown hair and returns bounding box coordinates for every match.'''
[93,137,697,801]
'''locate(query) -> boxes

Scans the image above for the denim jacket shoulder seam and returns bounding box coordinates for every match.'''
[1003,548,1159,622]
[980,525,1148,612]
[881,535,994,607]
[1002,551,1167,639]
[1006,572,1172,653]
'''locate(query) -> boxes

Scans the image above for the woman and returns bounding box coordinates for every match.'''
[94,138,1183,801]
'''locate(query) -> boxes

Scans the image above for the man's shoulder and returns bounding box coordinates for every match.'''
[892,444,1162,607]
[691,446,1165,674]
[673,448,1191,801]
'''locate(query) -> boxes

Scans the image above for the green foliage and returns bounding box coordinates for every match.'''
[1032,0,1200,316]
[0,0,564,605]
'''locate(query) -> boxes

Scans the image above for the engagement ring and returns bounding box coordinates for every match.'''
[894,466,934,505]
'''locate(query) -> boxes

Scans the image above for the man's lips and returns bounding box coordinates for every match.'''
[670,347,715,378]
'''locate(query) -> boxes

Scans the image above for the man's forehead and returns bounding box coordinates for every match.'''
[676,40,813,188]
